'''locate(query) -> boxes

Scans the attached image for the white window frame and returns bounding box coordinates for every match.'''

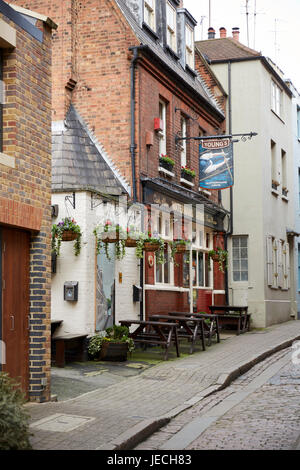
[144,0,156,31]
[166,1,177,52]
[185,24,194,69]
[232,235,248,283]
[297,106,300,139]
[155,244,174,285]
[180,116,187,168]
[159,100,167,157]
[191,249,212,289]
[271,80,282,117]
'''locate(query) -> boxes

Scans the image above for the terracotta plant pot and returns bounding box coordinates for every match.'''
[102,233,120,243]
[143,242,160,252]
[61,230,79,241]
[125,237,137,248]
[99,341,128,362]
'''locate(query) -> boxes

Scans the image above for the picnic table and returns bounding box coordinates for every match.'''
[119,320,179,360]
[149,314,206,354]
[168,311,220,346]
[208,305,250,335]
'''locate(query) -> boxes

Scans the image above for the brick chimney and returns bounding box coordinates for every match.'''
[219,27,227,38]
[208,27,216,39]
[232,27,240,41]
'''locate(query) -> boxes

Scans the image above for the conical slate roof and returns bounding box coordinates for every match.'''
[52,105,125,196]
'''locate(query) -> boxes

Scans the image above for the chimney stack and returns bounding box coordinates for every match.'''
[232,27,240,41]
[219,27,227,38]
[208,27,216,39]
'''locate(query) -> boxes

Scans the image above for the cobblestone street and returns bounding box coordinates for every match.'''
[136,346,300,450]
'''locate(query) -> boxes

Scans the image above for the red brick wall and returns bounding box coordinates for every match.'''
[1,10,52,402]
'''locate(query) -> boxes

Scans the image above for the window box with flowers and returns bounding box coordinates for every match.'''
[52,217,82,258]
[159,154,175,177]
[181,166,195,186]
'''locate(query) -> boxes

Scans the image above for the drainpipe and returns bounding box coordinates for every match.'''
[225,60,233,304]
[129,45,147,320]
[129,45,148,203]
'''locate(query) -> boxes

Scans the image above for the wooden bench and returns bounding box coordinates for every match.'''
[168,311,220,346]
[150,314,206,354]
[119,320,179,360]
[52,333,88,367]
[208,305,250,335]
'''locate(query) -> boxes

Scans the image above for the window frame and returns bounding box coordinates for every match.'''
[144,0,156,31]
[155,244,174,286]
[271,80,282,117]
[166,1,177,52]
[232,235,248,283]
[185,24,194,69]
[158,99,167,157]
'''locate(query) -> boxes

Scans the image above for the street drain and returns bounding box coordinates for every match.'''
[30,413,95,432]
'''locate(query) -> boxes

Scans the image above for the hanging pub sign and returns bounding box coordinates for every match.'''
[199,137,234,190]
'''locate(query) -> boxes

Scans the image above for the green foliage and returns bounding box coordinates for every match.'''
[135,232,165,264]
[159,155,175,166]
[88,325,135,359]
[208,247,228,273]
[0,373,32,450]
[181,166,196,177]
[93,221,126,261]
[52,217,82,257]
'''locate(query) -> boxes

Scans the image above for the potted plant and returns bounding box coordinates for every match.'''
[94,221,126,261]
[208,247,228,273]
[125,225,140,248]
[135,231,165,264]
[169,239,190,263]
[52,217,82,257]
[181,166,196,182]
[159,154,175,172]
[88,325,135,362]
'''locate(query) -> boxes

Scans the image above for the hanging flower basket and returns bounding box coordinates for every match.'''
[94,221,126,261]
[52,217,82,257]
[143,242,160,252]
[208,247,228,273]
[61,230,79,242]
[125,237,137,248]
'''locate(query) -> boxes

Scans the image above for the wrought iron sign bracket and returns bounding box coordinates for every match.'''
[175,132,258,149]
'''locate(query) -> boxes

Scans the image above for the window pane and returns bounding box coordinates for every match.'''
[232,236,248,282]
[241,271,248,281]
[233,271,240,281]
[205,253,210,287]
[192,251,197,286]
[156,261,162,283]
[198,252,204,286]
[183,252,190,288]
[241,248,248,258]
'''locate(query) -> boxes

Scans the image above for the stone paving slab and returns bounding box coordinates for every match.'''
[25,320,300,450]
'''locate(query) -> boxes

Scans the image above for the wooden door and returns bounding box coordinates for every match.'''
[1,227,30,396]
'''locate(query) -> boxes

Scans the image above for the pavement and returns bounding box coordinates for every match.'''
[135,346,300,450]
[25,320,300,450]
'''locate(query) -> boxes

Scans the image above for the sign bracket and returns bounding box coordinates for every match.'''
[175,132,257,149]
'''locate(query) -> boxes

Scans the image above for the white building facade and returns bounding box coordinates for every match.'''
[197,29,297,327]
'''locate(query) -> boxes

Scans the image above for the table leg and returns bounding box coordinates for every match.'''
[201,321,206,351]
[216,317,220,343]
[173,326,180,357]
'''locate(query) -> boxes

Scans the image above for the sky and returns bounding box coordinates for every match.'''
[184,0,300,92]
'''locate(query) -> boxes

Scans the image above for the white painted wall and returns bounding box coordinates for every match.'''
[51,191,141,336]
[211,58,295,327]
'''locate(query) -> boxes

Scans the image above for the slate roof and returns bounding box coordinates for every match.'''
[52,105,125,196]
[196,38,261,63]
[115,0,224,118]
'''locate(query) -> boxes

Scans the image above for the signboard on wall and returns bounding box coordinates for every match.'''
[199,138,234,190]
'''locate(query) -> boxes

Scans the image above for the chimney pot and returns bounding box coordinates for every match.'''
[219,27,227,38]
[208,27,216,39]
[232,27,240,41]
